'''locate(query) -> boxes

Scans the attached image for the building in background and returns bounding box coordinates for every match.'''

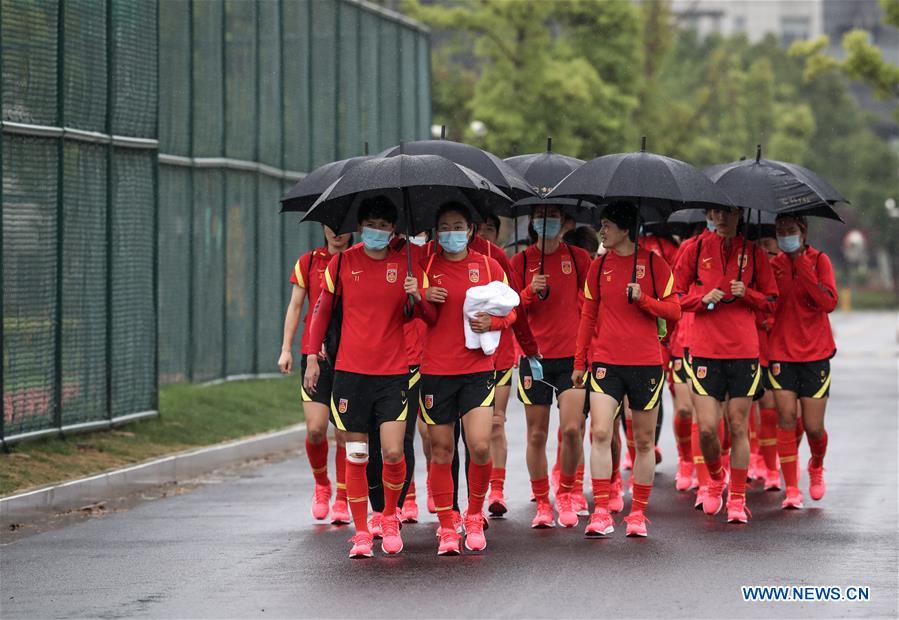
[670,0,823,45]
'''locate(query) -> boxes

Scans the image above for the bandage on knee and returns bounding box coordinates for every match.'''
[345,441,369,464]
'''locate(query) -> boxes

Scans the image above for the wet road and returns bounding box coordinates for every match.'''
[2,312,896,619]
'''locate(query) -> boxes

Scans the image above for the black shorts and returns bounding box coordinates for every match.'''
[330,371,408,434]
[408,365,422,420]
[670,357,689,385]
[687,357,761,402]
[419,371,495,426]
[767,359,832,399]
[495,367,514,388]
[588,362,666,411]
[753,364,768,401]
[517,356,577,406]
[301,355,333,406]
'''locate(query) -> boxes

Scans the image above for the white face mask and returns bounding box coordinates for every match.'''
[409,235,427,247]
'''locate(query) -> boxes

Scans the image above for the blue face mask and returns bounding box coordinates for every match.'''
[409,235,427,247]
[533,217,562,239]
[706,219,717,232]
[438,230,469,253]
[361,227,392,251]
[777,234,802,253]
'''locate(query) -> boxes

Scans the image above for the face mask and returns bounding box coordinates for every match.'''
[706,219,717,232]
[361,227,392,251]
[409,235,427,247]
[777,234,802,253]
[533,217,562,238]
[438,230,469,253]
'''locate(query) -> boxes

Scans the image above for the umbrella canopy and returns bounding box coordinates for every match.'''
[642,208,708,238]
[301,153,512,236]
[280,154,374,213]
[379,139,536,202]
[744,208,777,239]
[504,138,585,196]
[703,146,845,222]
[546,137,735,222]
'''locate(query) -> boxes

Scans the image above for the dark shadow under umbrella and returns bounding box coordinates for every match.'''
[547,136,735,301]
[302,151,512,313]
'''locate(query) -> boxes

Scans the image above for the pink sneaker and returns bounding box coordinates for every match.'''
[531,500,555,528]
[694,485,707,510]
[463,511,487,551]
[348,532,374,558]
[782,487,804,509]
[764,469,782,491]
[703,478,727,515]
[675,459,694,491]
[488,488,508,517]
[624,511,651,537]
[312,483,331,520]
[437,528,461,556]
[556,493,579,528]
[807,459,826,501]
[368,512,383,539]
[584,508,614,537]
[726,496,751,524]
[380,514,403,555]
[609,477,624,513]
[401,497,419,523]
[330,498,350,525]
[572,490,589,516]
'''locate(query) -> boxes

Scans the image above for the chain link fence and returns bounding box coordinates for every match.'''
[1,0,432,444]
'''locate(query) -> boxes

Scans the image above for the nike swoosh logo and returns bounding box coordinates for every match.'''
[431,274,444,279]
[603,270,613,275]
[702,258,712,264]
[529,267,540,272]
[351,270,363,275]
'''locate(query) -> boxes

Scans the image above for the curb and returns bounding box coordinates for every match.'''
[0,423,306,524]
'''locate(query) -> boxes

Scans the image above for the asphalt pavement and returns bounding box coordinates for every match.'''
[1,312,896,619]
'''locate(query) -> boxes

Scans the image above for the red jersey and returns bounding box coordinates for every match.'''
[471,235,517,369]
[510,243,591,359]
[404,319,426,366]
[768,246,837,362]
[309,244,421,376]
[668,231,714,357]
[290,246,335,355]
[640,235,679,269]
[674,233,778,360]
[575,248,680,369]
[419,249,509,375]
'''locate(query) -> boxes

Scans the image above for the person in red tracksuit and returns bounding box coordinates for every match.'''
[767,215,838,510]
[416,202,520,556]
[573,203,681,538]
[674,206,778,524]
[510,204,592,530]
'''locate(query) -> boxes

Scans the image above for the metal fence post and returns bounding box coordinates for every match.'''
[106,0,115,422]
[186,0,196,383]
[54,0,66,436]
[220,0,228,380]
[252,0,260,375]
[152,0,161,411]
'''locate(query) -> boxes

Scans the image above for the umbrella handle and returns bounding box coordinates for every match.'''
[403,185,415,318]
[537,285,550,301]
[628,210,641,303]
[538,212,551,300]
[404,294,415,318]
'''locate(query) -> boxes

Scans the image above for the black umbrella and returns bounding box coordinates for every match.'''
[548,136,735,301]
[504,138,595,299]
[280,143,374,213]
[379,139,536,202]
[643,208,707,238]
[302,151,513,313]
[703,145,845,222]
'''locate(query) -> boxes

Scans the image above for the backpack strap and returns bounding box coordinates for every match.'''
[693,237,704,285]
[648,250,658,298]
[564,243,581,283]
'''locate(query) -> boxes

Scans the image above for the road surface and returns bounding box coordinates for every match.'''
[1,312,897,618]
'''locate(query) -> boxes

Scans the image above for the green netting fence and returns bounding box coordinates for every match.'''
[1,0,432,445]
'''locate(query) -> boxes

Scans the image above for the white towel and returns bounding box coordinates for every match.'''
[463,281,520,355]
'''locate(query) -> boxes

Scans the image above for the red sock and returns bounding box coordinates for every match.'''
[467,460,492,515]
[730,468,748,502]
[335,445,347,501]
[625,419,636,464]
[631,482,653,514]
[553,427,562,472]
[749,405,760,456]
[592,477,611,511]
[531,477,550,503]
[575,463,585,492]
[345,459,369,533]
[692,422,710,486]
[808,431,828,468]
[675,416,692,462]
[406,480,416,502]
[306,437,330,486]
[777,428,799,488]
[490,467,506,493]
[430,462,455,531]
[382,458,406,514]
[707,455,724,481]
[759,408,779,471]
[559,472,576,495]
